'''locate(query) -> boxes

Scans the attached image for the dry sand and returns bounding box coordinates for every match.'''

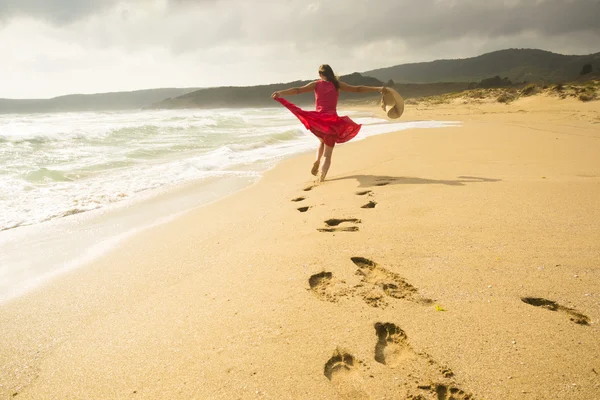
[1,95,599,399]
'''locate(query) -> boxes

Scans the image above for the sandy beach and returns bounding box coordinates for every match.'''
[1,94,599,399]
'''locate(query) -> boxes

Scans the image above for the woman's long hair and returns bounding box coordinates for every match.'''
[319,64,340,90]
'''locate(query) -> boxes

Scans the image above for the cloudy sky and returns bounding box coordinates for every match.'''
[1,0,599,98]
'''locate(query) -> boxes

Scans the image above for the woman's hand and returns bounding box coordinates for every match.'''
[272,91,281,99]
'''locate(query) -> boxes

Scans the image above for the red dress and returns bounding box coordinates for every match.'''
[274,80,361,147]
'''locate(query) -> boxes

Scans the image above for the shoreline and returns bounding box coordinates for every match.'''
[0,109,455,305]
[1,96,599,399]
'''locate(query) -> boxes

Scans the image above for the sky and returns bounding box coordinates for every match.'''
[1,0,599,99]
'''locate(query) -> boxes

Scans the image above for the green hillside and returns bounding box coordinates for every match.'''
[363,48,600,84]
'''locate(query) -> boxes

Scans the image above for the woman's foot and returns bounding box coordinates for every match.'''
[311,161,320,176]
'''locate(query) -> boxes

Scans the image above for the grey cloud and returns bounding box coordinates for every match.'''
[149,0,600,54]
[267,0,600,47]
[0,0,119,23]
[4,0,597,58]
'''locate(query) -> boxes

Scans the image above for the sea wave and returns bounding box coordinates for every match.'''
[23,168,74,183]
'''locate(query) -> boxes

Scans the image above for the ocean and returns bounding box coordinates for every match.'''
[0,106,459,303]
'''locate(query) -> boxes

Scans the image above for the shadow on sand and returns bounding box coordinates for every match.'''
[327,175,501,188]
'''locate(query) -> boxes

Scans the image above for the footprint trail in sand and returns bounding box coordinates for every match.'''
[301,181,478,399]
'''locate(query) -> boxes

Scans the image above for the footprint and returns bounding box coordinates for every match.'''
[356,190,372,196]
[303,185,315,192]
[433,383,474,400]
[413,384,474,400]
[318,226,360,233]
[292,197,306,202]
[324,348,370,400]
[351,257,376,269]
[375,182,390,186]
[324,348,356,380]
[370,327,476,399]
[297,206,311,213]
[351,257,432,305]
[310,271,332,289]
[325,218,361,226]
[318,218,361,233]
[521,297,589,325]
[361,201,377,209]
[374,322,415,367]
[309,272,353,303]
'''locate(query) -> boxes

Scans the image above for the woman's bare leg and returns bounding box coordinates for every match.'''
[319,144,334,182]
[312,140,325,176]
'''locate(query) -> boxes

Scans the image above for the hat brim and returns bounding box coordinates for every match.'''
[381,88,405,119]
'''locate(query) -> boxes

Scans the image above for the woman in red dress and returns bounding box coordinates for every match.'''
[272,64,386,182]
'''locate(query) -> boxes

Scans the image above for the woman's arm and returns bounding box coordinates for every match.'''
[272,81,317,98]
[339,81,386,93]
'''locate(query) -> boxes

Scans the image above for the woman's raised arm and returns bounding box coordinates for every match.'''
[272,81,318,98]
[339,81,386,93]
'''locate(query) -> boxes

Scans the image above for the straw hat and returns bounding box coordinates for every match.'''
[380,87,404,119]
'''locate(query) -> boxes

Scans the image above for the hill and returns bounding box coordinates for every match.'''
[148,73,385,110]
[363,48,600,84]
[0,88,199,114]
[2,48,599,114]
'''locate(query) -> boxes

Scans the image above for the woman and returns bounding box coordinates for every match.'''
[272,64,386,182]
